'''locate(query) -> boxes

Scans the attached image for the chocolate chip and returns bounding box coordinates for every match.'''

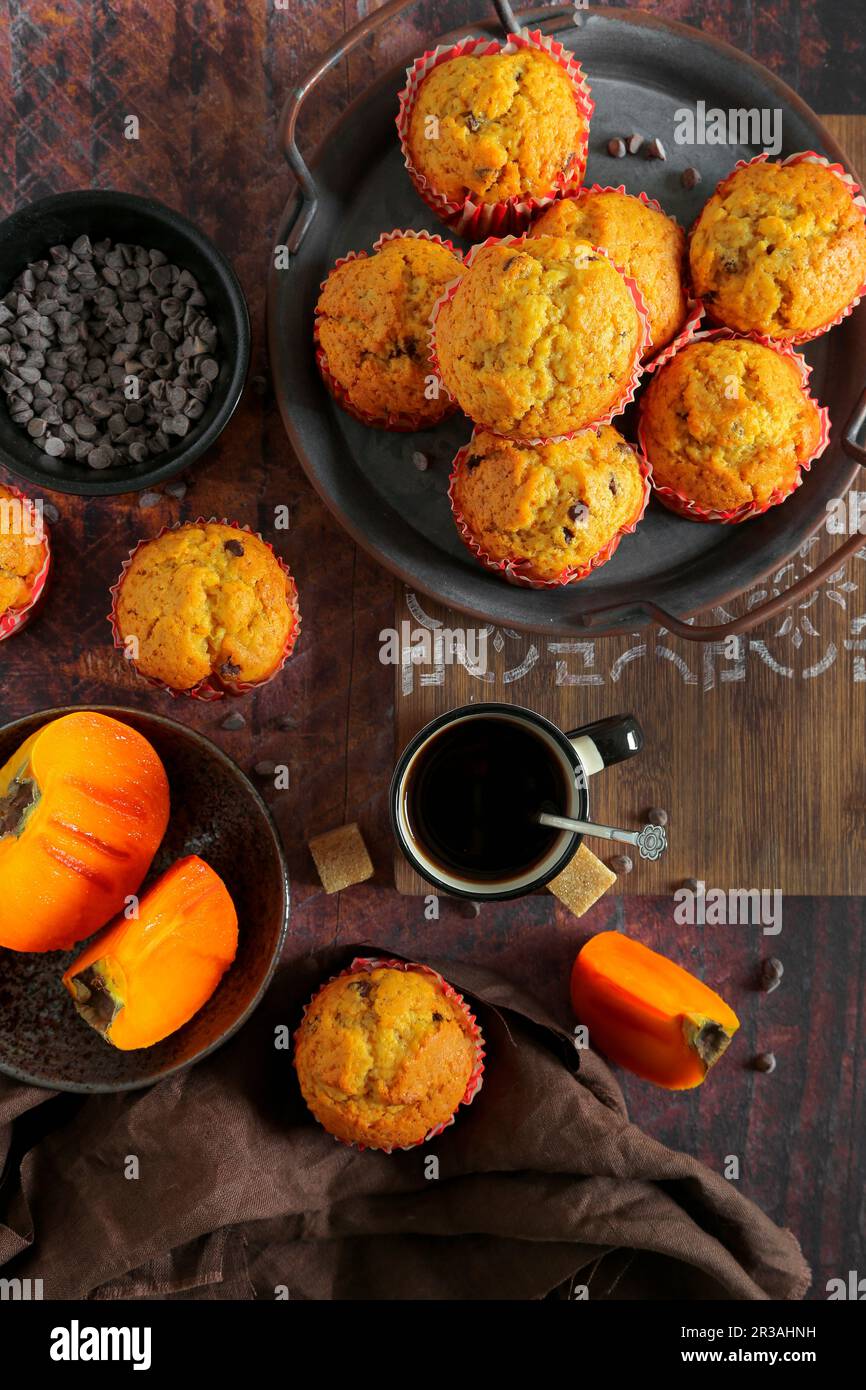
[253,759,277,778]
[607,137,627,158]
[568,502,589,525]
[139,491,163,509]
[165,478,187,500]
[224,538,245,557]
[753,1051,777,1074]
[645,137,667,161]
[221,710,246,731]
[349,978,372,998]
[277,714,296,731]
[562,526,574,542]
[43,436,65,457]
[466,113,481,133]
[646,807,668,827]
[681,877,704,894]
[626,133,644,155]
[432,1012,444,1022]
[42,501,60,523]
[412,450,429,471]
[465,454,482,471]
[610,854,633,874]
[609,475,618,496]
[759,957,784,994]
[681,166,702,190]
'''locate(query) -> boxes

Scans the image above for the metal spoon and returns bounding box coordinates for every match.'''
[537,811,667,861]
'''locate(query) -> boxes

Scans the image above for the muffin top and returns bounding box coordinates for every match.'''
[315,235,463,426]
[115,522,294,691]
[0,486,48,617]
[689,160,866,338]
[294,966,477,1150]
[435,235,643,439]
[406,47,584,205]
[640,338,823,512]
[452,426,646,582]
[533,188,687,353]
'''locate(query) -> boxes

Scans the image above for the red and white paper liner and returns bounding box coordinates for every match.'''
[0,485,51,642]
[636,328,832,524]
[314,228,463,432]
[294,955,486,1154]
[429,234,651,445]
[396,29,594,239]
[530,183,705,360]
[692,151,866,345]
[448,432,652,588]
[108,517,301,701]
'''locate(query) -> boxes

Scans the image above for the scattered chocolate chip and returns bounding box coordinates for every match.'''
[753,1051,777,1074]
[138,490,162,509]
[645,137,667,161]
[610,854,633,874]
[759,957,784,994]
[432,1011,444,1022]
[607,137,627,158]
[41,501,60,524]
[250,373,269,396]
[465,454,482,471]
[224,538,245,557]
[681,166,702,190]
[277,714,296,731]
[220,710,246,731]
[626,133,644,155]
[646,807,667,826]
[568,501,589,525]
[681,877,704,894]
[412,450,429,471]
[562,526,574,542]
[164,478,187,499]
[609,475,618,496]
[254,759,277,779]
[466,900,482,918]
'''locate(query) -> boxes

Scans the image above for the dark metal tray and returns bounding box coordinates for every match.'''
[268,0,866,639]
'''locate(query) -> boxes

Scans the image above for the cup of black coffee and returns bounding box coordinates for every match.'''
[390,702,643,901]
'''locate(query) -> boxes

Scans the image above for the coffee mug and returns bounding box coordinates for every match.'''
[390,702,644,901]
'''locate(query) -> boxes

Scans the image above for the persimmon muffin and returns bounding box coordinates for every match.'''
[294,963,482,1151]
[451,426,647,584]
[405,46,587,207]
[0,485,49,624]
[532,188,688,353]
[113,521,298,693]
[433,235,645,440]
[314,234,463,429]
[639,337,825,518]
[689,158,866,339]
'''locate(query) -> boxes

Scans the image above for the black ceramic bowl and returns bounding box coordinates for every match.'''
[0,190,250,496]
[0,706,289,1091]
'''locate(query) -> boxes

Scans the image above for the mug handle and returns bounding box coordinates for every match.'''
[566,715,644,777]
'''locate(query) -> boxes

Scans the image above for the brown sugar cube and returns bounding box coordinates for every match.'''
[547,845,616,918]
[308,822,374,894]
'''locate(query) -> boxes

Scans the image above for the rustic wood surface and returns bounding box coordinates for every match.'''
[0,0,864,1299]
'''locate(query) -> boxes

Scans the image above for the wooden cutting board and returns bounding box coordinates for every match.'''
[395,114,866,899]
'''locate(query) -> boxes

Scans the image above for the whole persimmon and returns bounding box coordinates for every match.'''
[0,712,170,952]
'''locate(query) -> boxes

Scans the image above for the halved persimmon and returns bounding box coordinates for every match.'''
[0,712,170,952]
[62,855,238,1050]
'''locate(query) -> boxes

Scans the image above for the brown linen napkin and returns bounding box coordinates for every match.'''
[0,945,810,1301]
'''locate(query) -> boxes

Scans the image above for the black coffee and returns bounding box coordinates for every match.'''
[403,716,570,881]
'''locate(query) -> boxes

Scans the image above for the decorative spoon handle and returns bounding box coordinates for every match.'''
[538,812,667,861]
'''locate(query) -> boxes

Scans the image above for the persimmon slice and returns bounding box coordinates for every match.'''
[570,930,740,1090]
[63,855,238,1050]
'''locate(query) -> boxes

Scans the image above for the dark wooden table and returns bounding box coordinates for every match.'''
[1,0,865,1299]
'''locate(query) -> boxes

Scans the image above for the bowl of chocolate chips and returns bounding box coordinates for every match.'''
[0,189,250,495]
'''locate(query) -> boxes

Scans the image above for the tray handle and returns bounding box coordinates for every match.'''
[277,0,522,256]
[578,398,866,641]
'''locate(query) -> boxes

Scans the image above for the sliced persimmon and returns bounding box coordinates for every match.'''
[63,855,238,1051]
